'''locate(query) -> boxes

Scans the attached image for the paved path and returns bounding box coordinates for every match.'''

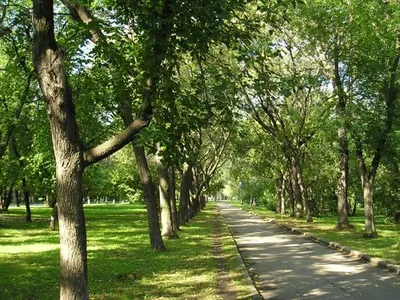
[217,202,400,300]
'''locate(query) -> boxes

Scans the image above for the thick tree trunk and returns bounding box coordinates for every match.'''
[33,2,89,297]
[168,166,179,232]
[57,160,88,300]
[157,161,176,238]
[291,158,303,218]
[356,142,378,238]
[294,159,312,222]
[134,145,165,250]
[362,179,377,237]
[334,51,351,230]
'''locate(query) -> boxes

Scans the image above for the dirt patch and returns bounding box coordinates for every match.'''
[212,208,238,299]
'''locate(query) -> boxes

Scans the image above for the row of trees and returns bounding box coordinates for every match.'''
[1,0,295,299]
[225,0,400,237]
[3,0,400,299]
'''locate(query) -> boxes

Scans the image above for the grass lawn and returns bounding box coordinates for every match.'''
[0,202,250,299]
[232,201,400,265]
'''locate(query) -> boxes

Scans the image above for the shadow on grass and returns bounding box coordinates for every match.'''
[0,204,220,300]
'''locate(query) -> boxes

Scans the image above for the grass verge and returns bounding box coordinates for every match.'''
[231,201,400,265]
[0,203,251,299]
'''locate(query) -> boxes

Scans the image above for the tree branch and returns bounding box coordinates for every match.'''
[83,118,150,166]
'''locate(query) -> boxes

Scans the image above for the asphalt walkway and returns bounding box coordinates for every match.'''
[217,202,400,300]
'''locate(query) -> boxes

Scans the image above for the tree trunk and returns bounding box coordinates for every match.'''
[33,2,89,297]
[287,175,295,217]
[275,173,283,213]
[337,124,350,229]
[50,198,58,231]
[362,179,377,237]
[291,157,303,218]
[157,161,176,238]
[119,105,165,250]
[15,190,20,207]
[22,178,31,222]
[334,51,350,230]
[134,145,166,250]
[179,162,191,225]
[281,172,287,215]
[294,159,312,222]
[168,166,179,232]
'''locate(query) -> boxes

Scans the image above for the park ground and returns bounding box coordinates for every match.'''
[0,202,250,299]
[1,201,400,299]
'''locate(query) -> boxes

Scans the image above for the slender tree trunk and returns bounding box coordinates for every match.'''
[3,185,14,211]
[179,162,191,224]
[22,178,31,222]
[119,106,165,250]
[15,190,20,207]
[168,166,179,232]
[275,173,283,213]
[281,172,287,215]
[134,145,165,250]
[287,175,295,217]
[49,198,58,231]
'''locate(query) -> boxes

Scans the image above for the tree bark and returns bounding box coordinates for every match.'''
[119,106,165,250]
[179,162,191,225]
[168,166,179,232]
[134,145,165,250]
[356,143,378,238]
[291,157,303,218]
[275,173,283,213]
[33,1,158,297]
[22,178,31,222]
[287,175,295,217]
[294,158,312,222]
[281,172,287,215]
[157,159,176,238]
[362,179,377,237]
[334,50,351,230]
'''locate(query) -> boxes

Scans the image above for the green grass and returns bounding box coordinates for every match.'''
[232,202,400,265]
[0,203,251,299]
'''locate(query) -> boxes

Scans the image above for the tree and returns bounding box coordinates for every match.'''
[32,0,154,298]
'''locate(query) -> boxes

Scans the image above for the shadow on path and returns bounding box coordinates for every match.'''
[218,202,400,300]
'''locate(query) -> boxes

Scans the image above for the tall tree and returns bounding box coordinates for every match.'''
[32,0,154,298]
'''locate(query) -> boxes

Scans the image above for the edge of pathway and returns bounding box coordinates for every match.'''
[241,206,400,276]
[217,206,264,300]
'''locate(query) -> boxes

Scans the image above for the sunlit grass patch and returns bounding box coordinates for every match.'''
[1,203,250,299]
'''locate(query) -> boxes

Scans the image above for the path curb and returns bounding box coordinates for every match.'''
[244,208,400,276]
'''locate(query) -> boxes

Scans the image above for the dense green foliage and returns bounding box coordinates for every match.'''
[2,0,400,297]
